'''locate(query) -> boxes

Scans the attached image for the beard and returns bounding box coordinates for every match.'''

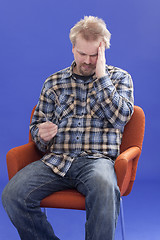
[78,63,96,76]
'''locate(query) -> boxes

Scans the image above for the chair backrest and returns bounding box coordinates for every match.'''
[120,106,145,153]
[29,106,37,142]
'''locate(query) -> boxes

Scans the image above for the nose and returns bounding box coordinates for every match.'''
[84,55,91,64]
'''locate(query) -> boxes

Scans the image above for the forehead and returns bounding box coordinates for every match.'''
[75,34,101,54]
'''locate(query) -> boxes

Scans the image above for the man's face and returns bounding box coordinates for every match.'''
[72,34,102,76]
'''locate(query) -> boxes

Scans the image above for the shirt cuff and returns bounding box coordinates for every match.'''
[94,74,113,92]
[34,126,49,147]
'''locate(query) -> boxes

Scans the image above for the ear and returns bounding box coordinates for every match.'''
[72,45,75,54]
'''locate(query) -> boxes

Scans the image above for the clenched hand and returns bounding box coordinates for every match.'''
[38,122,58,142]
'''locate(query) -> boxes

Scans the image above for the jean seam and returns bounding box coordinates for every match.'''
[67,176,92,240]
[24,178,64,240]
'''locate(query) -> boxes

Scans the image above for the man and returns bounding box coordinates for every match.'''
[2,16,134,240]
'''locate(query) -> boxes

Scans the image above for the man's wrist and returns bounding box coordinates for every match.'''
[96,71,106,79]
[94,74,112,92]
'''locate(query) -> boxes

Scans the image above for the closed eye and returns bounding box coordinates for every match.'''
[79,52,86,56]
[77,50,98,58]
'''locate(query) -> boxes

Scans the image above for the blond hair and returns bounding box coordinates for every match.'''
[69,16,111,49]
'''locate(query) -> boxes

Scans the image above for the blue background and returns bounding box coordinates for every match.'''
[0,0,160,239]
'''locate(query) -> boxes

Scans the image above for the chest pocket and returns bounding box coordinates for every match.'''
[87,91,105,119]
[55,94,75,121]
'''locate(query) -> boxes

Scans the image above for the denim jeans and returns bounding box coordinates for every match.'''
[2,156,120,240]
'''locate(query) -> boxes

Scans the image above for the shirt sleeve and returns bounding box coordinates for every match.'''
[93,69,134,130]
[29,83,57,152]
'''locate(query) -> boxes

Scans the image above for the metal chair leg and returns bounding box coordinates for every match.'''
[120,198,126,240]
[43,201,125,239]
[43,208,47,215]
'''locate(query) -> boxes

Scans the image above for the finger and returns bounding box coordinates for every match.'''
[38,123,58,141]
[39,129,57,141]
[99,41,105,53]
[40,134,53,142]
[38,122,57,130]
[98,47,105,63]
[39,125,57,136]
[96,42,106,79]
[98,42,104,57]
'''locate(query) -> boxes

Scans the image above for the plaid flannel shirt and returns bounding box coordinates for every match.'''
[30,62,134,177]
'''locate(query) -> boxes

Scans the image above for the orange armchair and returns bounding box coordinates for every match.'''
[6,105,145,239]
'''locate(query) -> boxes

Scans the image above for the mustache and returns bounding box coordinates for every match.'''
[82,63,95,68]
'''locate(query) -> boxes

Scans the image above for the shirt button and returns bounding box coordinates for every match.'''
[76,137,79,140]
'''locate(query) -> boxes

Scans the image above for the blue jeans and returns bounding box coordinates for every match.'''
[2,156,120,240]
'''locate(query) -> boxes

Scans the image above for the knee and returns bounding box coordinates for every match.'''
[2,178,23,210]
[2,183,12,210]
[2,179,28,223]
[92,159,119,194]
[2,182,14,209]
[95,174,117,194]
[90,168,120,201]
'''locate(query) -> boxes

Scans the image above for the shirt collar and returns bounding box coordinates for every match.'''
[61,61,109,82]
[71,61,97,83]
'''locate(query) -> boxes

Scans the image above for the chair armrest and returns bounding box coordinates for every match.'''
[6,142,43,180]
[115,146,141,196]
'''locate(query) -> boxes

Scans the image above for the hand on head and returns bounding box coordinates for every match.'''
[95,41,106,79]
